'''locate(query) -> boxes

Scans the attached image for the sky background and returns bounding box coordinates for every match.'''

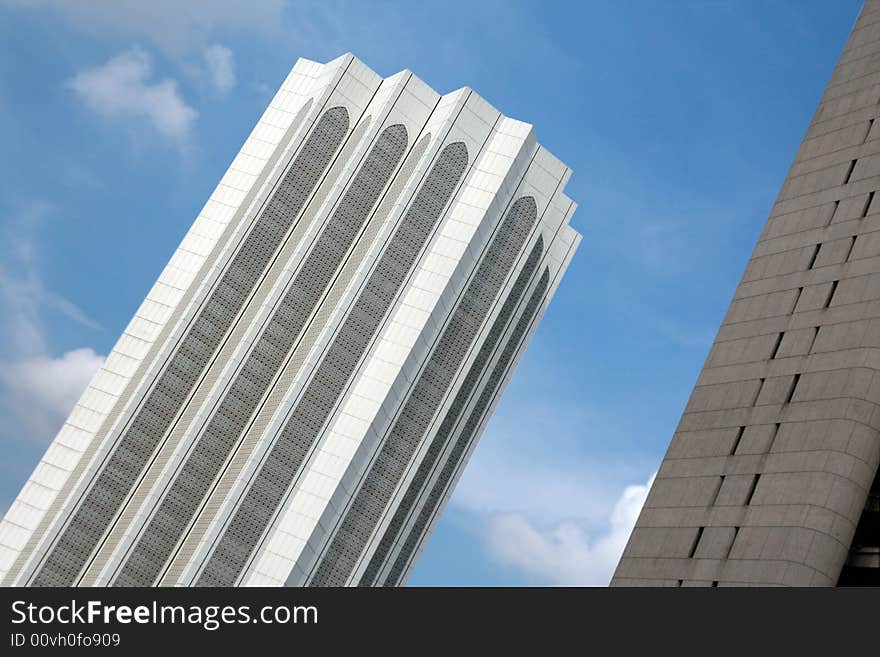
[0,0,865,586]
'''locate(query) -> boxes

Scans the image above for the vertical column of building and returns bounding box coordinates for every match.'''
[0,56,339,586]
[613,1,880,587]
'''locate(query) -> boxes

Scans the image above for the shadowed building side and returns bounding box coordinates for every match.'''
[613,0,880,587]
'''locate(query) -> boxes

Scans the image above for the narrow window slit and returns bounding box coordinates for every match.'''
[784,373,801,404]
[768,423,782,451]
[752,378,765,406]
[866,119,874,144]
[769,332,784,359]
[744,474,760,506]
[844,159,857,184]
[844,236,856,262]
[792,286,804,313]
[825,280,839,308]
[807,326,819,354]
[827,200,840,226]
[688,527,705,559]
[730,426,745,455]
[863,191,875,217]
[710,475,725,506]
[726,527,740,559]
[806,244,820,270]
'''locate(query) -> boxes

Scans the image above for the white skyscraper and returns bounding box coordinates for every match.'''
[0,54,579,587]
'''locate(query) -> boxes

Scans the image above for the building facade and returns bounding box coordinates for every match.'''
[613,2,880,586]
[0,54,579,587]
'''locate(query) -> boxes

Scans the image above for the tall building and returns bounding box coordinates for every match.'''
[613,2,880,587]
[0,54,579,587]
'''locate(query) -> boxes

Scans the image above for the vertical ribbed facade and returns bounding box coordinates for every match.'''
[613,2,880,587]
[0,54,579,587]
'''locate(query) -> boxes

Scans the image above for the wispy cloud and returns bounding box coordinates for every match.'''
[68,47,198,147]
[0,201,105,445]
[8,1,276,101]
[0,202,100,355]
[6,0,284,55]
[484,473,654,586]
[202,44,236,95]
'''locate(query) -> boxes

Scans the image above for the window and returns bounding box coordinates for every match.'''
[726,527,740,558]
[769,332,784,359]
[827,200,840,226]
[862,191,874,217]
[785,373,801,404]
[711,476,725,506]
[844,236,856,262]
[825,280,839,308]
[807,327,819,354]
[744,474,759,505]
[752,378,766,405]
[730,426,745,455]
[807,243,820,269]
[843,159,857,184]
[688,527,705,558]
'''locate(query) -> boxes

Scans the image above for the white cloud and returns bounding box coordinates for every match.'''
[0,348,104,433]
[483,473,655,586]
[446,370,658,585]
[68,47,198,144]
[202,44,236,95]
[8,2,258,103]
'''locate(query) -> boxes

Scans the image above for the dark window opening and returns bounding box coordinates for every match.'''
[863,191,875,217]
[844,236,857,262]
[785,373,801,404]
[807,244,820,269]
[807,326,820,354]
[688,527,705,559]
[726,527,740,559]
[744,474,760,506]
[769,422,782,451]
[769,332,784,359]
[711,475,725,506]
[730,426,745,455]
[844,159,857,184]
[753,378,766,405]
[825,280,840,308]
[792,286,804,313]
[828,199,840,226]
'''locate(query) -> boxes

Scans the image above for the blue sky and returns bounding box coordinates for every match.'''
[0,0,864,586]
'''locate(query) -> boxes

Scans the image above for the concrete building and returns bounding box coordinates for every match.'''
[0,54,579,587]
[613,2,880,586]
